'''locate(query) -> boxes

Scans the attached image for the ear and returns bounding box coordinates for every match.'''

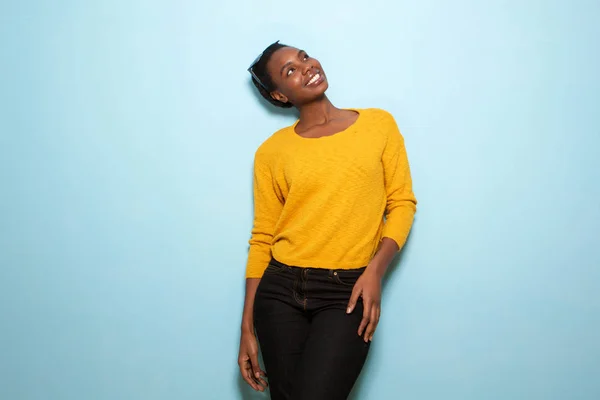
[270,91,289,104]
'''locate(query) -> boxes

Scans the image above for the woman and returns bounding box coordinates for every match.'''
[238,40,417,400]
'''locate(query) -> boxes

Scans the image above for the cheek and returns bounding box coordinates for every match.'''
[281,76,304,97]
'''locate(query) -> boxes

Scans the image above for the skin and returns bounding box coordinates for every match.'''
[238,278,267,391]
[238,46,400,391]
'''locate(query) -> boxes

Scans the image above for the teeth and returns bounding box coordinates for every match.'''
[307,73,320,85]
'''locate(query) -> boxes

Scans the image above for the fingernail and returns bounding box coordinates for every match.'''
[346,307,351,313]
[255,372,260,378]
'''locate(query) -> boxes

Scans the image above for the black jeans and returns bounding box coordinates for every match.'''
[253,258,370,400]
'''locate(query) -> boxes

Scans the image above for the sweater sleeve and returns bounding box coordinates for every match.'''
[380,112,417,250]
[245,150,284,278]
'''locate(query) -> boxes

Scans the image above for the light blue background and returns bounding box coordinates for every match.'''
[1,0,599,399]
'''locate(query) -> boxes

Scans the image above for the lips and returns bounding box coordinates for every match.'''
[305,70,324,87]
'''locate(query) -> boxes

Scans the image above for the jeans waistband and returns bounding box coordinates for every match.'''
[270,258,366,274]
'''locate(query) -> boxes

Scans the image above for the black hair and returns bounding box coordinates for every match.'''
[250,42,294,108]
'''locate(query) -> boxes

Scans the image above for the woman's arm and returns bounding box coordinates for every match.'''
[347,110,417,342]
[346,238,398,342]
[241,278,260,333]
[366,237,399,279]
[379,111,417,250]
[239,149,282,391]
[238,278,267,392]
[245,150,284,278]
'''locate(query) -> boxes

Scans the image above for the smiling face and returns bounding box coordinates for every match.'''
[266,46,329,107]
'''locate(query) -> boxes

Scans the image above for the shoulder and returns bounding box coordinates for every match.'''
[358,108,397,124]
[254,124,293,163]
[356,108,402,142]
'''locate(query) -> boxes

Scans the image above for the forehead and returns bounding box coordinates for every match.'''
[267,46,301,73]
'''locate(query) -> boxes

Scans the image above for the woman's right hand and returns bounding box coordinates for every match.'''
[238,331,268,391]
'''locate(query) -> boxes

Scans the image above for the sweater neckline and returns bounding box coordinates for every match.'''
[288,108,362,140]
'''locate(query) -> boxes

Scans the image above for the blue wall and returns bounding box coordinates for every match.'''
[1,1,599,399]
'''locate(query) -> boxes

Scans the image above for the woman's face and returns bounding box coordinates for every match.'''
[266,46,328,107]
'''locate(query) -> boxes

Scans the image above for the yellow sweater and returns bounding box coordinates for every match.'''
[245,108,417,278]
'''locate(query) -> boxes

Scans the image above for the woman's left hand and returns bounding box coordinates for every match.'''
[346,268,383,342]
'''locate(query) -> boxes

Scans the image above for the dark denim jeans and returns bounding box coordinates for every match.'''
[254,258,370,400]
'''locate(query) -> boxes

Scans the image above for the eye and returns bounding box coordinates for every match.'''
[286,68,295,76]
[303,53,310,60]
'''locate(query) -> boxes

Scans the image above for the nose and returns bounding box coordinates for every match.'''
[302,61,313,75]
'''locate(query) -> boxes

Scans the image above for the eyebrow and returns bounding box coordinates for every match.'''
[280,49,305,76]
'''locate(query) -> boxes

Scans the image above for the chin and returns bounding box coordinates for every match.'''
[307,82,329,101]
[319,81,329,93]
[293,79,330,105]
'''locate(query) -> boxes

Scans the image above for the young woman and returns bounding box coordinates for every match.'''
[238,41,417,400]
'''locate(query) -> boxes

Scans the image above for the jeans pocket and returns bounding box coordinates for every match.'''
[332,268,365,286]
[263,262,287,275]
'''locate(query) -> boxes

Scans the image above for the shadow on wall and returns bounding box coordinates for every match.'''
[349,228,416,400]
[237,368,269,400]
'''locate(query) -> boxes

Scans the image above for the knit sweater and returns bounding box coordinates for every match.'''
[245,108,417,278]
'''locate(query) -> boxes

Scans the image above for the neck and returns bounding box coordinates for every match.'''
[297,96,341,127]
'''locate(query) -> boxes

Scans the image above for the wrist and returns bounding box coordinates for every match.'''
[366,261,387,280]
[241,323,254,335]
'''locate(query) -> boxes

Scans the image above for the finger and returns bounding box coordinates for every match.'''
[364,304,380,342]
[241,362,261,391]
[248,369,264,392]
[371,306,381,341]
[256,374,269,388]
[250,352,265,381]
[357,299,371,336]
[252,366,268,391]
[347,285,362,314]
[363,306,375,341]
[252,364,268,388]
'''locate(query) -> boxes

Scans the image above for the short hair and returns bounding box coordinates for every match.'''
[249,42,294,108]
